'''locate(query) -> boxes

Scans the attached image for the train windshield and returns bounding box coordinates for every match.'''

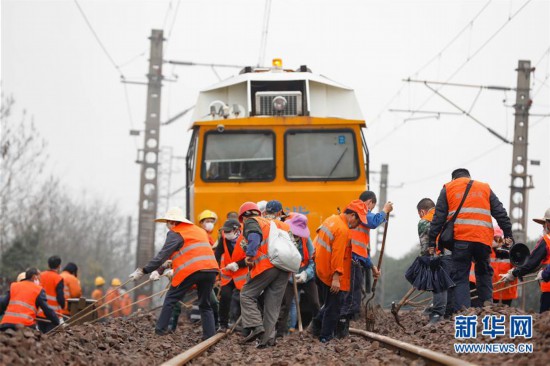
[285,130,358,180]
[202,131,275,182]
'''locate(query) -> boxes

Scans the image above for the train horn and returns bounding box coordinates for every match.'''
[509,243,530,267]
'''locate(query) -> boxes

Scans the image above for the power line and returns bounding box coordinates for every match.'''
[164,0,181,59]
[401,142,507,186]
[73,0,122,78]
[258,0,272,67]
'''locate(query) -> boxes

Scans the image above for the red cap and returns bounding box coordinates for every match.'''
[346,199,368,225]
[238,202,261,222]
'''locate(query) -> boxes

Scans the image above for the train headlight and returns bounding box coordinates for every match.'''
[272,96,287,112]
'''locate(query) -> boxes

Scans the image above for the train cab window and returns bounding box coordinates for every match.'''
[202,131,275,182]
[285,130,359,180]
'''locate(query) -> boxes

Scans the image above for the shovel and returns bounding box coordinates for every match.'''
[291,273,304,337]
[390,287,416,329]
[365,217,389,332]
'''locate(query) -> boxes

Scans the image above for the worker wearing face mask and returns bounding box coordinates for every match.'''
[1,268,60,332]
[215,219,248,331]
[198,210,218,247]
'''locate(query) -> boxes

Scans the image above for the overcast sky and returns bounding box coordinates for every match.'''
[2,0,549,258]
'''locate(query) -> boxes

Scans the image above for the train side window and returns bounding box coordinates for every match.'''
[202,131,275,182]
[186,128,198,185]
[285,129,359,181]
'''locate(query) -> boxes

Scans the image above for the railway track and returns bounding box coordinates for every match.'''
[161,327,475,366]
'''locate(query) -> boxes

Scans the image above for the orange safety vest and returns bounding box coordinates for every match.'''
[60,271,82,316]
[445,178,493,246]
[1,280,42,327]
[422,208,442,255]
[490,249,517,300]
[350,225,369,259]
[469,263,476,284]
[539,234,550,293]
[105,287,123,317]
[220,232,248,290]
[91,288,107,318]
[300,237,310,268]
[247,217,273,279]
[120,292,132,316]
[314,214,352,292]
[38,270,63,316]
[170,222,219,287]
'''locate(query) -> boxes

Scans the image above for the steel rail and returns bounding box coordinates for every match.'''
[349,328,476,366]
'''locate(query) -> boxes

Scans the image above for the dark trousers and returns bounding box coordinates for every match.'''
[37,318,56,333]
[340,262,364,318]
[219,280,241,327]
[540,292,550,313]
[276,279,320,334]
[315,280,345,340]
[452,241,493,311]
[494,299,513,306]
[156,271,216,340]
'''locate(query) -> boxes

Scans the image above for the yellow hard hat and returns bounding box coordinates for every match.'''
[111,278,121,286]
[198,210,217,223]
[95,276,105,286]
[17,272,26,282]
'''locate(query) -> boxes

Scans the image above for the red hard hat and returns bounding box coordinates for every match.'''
[238,202,261,222]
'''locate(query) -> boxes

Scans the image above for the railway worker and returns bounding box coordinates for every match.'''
[129,207,219,340]
[490,227,517,306]
[91,276,108,318]
[263,200,287,221]
[105,278,123,317]
[60,262,82,317]
[215,218,248,331]
[276,213,320,337]
[36,255,65,333]
[239,201,290,348]
[310,200,368,343]
[226,211,239,220]
[428,168,514,311]
[0,268,60,332]
[415,198,453,324]
[198,210,218,247]
[339,191,391,336]
[500,208,550,313]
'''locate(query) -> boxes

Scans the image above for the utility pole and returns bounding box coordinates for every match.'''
[509,60,534,311]
[135,29,164,298]
[509,60,534,245]
[374,164,388,306]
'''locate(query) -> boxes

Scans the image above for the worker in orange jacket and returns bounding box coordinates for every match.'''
[91,276,107,318]
[60,262,82,317]
[37,255,65,333]
[310,199,368,343]
[428,168,514,311]
[129,207,219,340]
[239,200,291,348]
[340,191,390,335]
[490,227,517,306]
[106,278,123,317]
[0,268,60,332]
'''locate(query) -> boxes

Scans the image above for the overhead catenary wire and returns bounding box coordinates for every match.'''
[369,0,493,128]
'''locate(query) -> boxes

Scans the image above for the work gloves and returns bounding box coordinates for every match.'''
[129,268,144,281]
[499,269,516,283]
[536,269,543,281]
[225,262,239,272]
[295,271,307,284]
[149,270,161,281]
[163,269,174,278]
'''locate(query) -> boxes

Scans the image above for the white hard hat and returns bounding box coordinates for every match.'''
[257,200,268,214]
[155,207,193,224]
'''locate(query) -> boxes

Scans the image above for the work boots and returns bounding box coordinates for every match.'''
[335,318,350,338]
[307,318,322,337]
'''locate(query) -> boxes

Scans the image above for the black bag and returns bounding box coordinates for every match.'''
[438,180,473,251]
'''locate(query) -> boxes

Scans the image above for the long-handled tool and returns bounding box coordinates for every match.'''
[227,315,242,335]
[471,278,539,301]
[89,287,169,324]
[51,278,151,333]
[291,273,304,336]
[365,217,389,332]
[390,287,416,329]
